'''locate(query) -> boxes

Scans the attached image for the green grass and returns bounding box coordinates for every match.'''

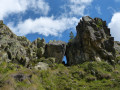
[0,61,120,89]
[96,19,103,29]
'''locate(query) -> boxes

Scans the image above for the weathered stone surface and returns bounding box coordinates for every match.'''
[0,23,37,66]
[0,51,9,63]
[38,57,56,65]
[114,41,120,63]
[66,16,116,65]
[32,38,46,59]
[17,36,31,47]
[32,38,46,48]
[114,41,120,57]
[45,41,66,63]
[37,47,45,58]
[0,20,3,25]
[35,62,49,70]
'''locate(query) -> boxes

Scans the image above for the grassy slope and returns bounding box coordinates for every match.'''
[0,61,120,90]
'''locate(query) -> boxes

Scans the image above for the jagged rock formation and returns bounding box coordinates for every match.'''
[0,21,36,66]
[0,16,119,67]
[66,16,116,65]
[32,38,46,59]
[32,38,46,48]
[0,21,66,67]
[45,41,66,63]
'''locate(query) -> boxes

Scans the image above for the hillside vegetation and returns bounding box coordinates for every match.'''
[0,61,120,90]
[1,16,120,90]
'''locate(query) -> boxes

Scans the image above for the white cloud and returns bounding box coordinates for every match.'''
[108,12,120,41]
[70,0,93,4]
[8,16,79,36]
[69,5,86,16]
[2,0,93,37]
[68,0,93,16]
[95,6,102,15]
[115,0,120,2]
[0,0,49,19]
[6,0,94,37]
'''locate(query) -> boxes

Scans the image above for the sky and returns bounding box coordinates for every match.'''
[0,0,120,42]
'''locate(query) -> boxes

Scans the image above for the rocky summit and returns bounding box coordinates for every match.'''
[0,16,120,89]
[66,16,116,65]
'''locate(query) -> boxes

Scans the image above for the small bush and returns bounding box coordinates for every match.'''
[86,75,96,82]
[96,71,111,80]
[96,19,103,29]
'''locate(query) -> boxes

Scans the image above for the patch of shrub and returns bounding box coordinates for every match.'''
[96,19,103,29]
[86,75,96,82]
[96,71,111,80]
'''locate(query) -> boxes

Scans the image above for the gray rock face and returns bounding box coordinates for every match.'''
[0,20,3,25]
[0,21,67,66]
[114,41,120,56]
[0,22,37,66]
[114,41,120,63]
[32,38,46,58]
[32,38,46,48]
[17,36,31,47]
[66,16,116,65]
[0,50,9,63]
[45,41,66,63]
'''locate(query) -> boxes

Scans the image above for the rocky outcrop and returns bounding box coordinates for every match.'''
[0,16,118,67]
[32,38,46,48]
[0,21,36,66]
[0,20,3,25]
[66,16,116,65]
[32,38,46,59]
[17,36,31,47]
[114,41,120,63]
[0,50,9,63]
[0,21,67,67]
[45,41,66,63]
[114,41,120,56]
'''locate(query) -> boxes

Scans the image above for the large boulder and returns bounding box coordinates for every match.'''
[66,16,116,65]
[45,41,66,63]
[34,62,49,70]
